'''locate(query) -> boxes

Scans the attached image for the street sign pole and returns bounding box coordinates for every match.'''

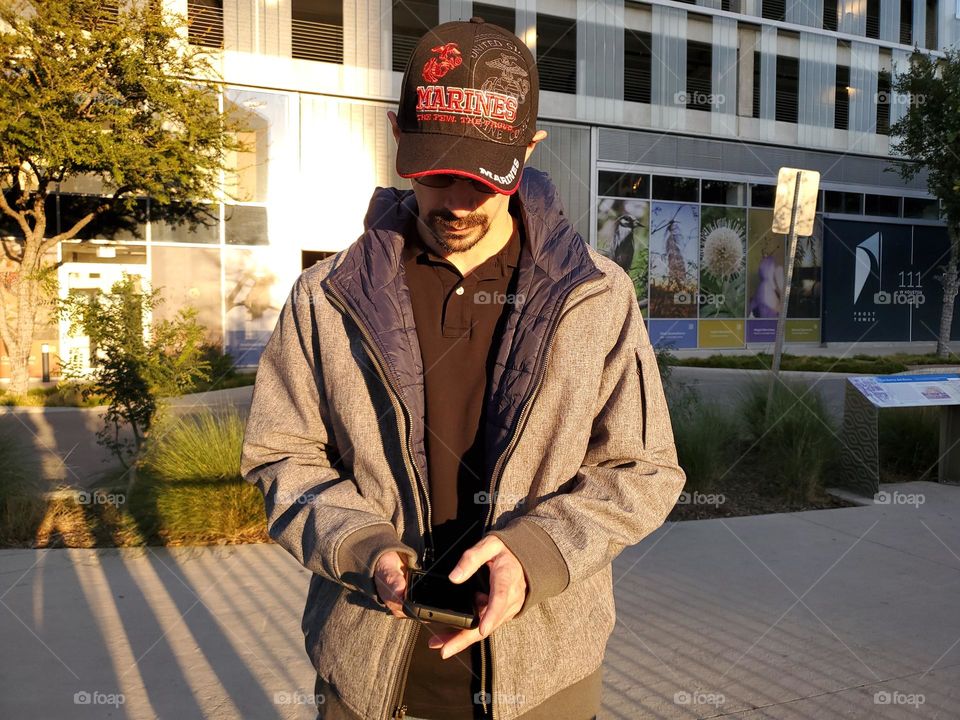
[767,171,802,418]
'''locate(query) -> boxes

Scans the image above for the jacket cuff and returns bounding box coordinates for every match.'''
[336,522,418,602]
[488,519,570,616]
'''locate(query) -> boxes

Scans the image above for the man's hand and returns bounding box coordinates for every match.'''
[374,551,409,618]
[427,535,527,659]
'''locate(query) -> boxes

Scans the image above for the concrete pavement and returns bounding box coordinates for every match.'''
[2,481,958,718]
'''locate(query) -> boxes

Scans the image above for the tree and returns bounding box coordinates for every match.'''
[890,48,960,358]
[0,0,243,396]
[59,273,210,493]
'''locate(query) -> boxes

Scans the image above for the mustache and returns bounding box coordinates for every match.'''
[427,210,487,230]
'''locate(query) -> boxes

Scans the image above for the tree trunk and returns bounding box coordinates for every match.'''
[5,248,40,398]
[938,225,960,359]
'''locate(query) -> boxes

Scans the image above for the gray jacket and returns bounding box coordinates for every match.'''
[240,168,686,720]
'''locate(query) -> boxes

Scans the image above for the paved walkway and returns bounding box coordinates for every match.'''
[1,481,958,719]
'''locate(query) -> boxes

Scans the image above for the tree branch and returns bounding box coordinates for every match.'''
[0,185,32,244]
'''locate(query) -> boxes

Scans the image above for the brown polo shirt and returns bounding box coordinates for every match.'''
[397,210,602,720]
[400,214,520,719]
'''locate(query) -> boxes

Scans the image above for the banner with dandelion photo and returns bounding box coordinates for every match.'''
[596,198,649,315]
[648,202,700,318]
[699,207,746,319]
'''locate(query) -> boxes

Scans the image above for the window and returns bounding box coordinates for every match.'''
[188,1,223,48]
[58,195,145,241]
[876,70,891,135]
[750,184,775,207]
[823,0,838,32]
[775,55,798,124]
[903,197,940,219]
[824,191,863,214]
[900,0,913,45]
[151,202,220,244]
[393,0,439,73]
[652,176,699,202]
[752,50,761,118]
[721,0,742,11]
[599,172,650,198]
[924,0,937,49]
[866,0,880,39]
[702,180,747,205]
[762,0,785,21]
[835,65,850,130]
[686,41,713,111]
[292,0,343,63]
[473,3,515,33]
[624,30,652,104]
[537,14,577,94]
[864,194,901,217]
[225,205,269,245]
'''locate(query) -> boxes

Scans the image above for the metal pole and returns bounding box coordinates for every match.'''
[767,171,803,418]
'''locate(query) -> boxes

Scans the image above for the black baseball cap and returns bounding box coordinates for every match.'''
[396,17,539,195]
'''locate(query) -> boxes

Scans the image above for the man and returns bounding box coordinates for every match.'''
[240,17,685,720]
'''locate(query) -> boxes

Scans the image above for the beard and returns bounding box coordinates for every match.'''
[422,209,491,253]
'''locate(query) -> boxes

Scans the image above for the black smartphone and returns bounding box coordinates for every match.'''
[405,568,480,629]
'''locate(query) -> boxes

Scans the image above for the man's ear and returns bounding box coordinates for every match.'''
[387,110,401,143]
[523,129,548,163]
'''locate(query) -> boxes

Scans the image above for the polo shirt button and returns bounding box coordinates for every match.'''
[455,286,464,295]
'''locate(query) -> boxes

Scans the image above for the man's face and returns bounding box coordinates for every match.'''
[409,175,511,253]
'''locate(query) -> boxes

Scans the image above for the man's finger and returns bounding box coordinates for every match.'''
[449,536,502,584]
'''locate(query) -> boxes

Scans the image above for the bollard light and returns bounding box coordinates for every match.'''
[41,343,50,383]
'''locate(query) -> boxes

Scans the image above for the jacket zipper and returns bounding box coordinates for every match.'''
[479,275,609,720]
[390,623,421,719]
[326,284,435,720]
[326,285,434,560]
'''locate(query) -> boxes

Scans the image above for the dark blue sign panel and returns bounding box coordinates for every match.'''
[823,220,918,342]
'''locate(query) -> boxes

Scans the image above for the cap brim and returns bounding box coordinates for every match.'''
[396,132,525,195]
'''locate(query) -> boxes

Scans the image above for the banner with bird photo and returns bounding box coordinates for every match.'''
[699,206,747,319]
[596,198,649,315]
[745,208,785,343]
[648,202,700,318]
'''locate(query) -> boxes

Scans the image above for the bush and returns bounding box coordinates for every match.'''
[739,378,839,503]
[0,433,46,544]
[671,401,740,493]
[144,407,246,482]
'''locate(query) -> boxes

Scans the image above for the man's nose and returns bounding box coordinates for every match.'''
[441,181,484,213]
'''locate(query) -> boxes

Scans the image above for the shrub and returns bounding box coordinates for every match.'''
[144,407,246,482]
[739,378,839,503]
[0,433,45,544]
[671,401,741,493]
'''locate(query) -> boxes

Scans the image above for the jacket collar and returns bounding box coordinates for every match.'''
[322,167,605,496]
